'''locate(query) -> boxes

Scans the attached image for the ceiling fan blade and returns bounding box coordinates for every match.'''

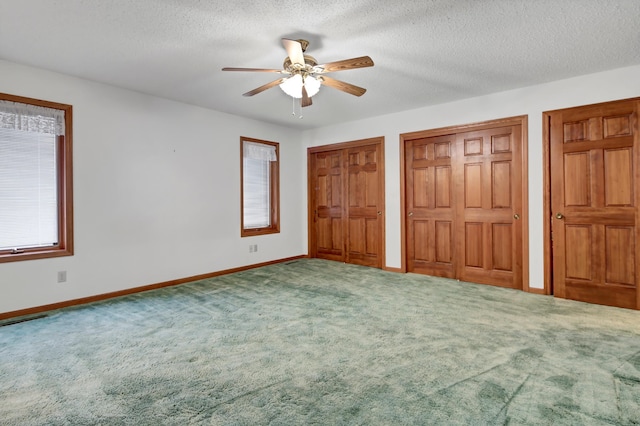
[315,56,374,73]
[282,38,305,65]
[319,76,367,97]
[222,67,286,73]
[242,78,287,97]
[301,86,312,108]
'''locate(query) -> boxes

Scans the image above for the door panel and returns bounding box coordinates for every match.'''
[405,123,524,289]
[564,225,592,280]
[563,153,590,206]
[464,163,482,207]
[311,150,344,261]
[465,222,483,268]
[605,226,635,285]
[346,144,382,267]
[435,166,452,207]
[492,162,511,208]
[604,148,633,206]
[406,135,456,277]
[549,99,639,309]
[492,223,513,271]
[309,139,384,268]
[435,221,453,263]
[456,127,523,289]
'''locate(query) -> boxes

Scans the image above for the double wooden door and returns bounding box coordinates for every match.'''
[308,138,385,268]
[404,120,525,289]
[547,98,640,309]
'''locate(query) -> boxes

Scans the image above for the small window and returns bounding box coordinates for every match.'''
[241,137,279,237]
[0,93,73,263]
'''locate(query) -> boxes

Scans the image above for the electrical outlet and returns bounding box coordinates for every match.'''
[253,244,258,252]
[57,271,67,283]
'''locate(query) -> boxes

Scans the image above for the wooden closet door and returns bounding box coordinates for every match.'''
[403,119,525,290]
[310,150,345,262]
[405,135,456,278]
[549,99,639,309]
[456,126,523,289]
[309,138,385,268]
[346,143,383,268]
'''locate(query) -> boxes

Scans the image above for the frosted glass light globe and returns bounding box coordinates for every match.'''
[279,75,320,98]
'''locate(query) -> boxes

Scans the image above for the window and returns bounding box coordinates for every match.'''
[241,137,279,237]
[0,93,73,263]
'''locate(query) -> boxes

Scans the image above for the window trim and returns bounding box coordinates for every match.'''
[0,92,73,263]
[240,137,280,237]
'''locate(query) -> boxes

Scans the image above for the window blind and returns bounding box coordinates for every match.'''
[0,102,61,250]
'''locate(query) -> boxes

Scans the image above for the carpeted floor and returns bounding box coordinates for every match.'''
[1,258,640,425]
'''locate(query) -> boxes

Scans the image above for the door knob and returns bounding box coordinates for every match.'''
[555,213,564,219]
[377,211,382,215]
[513,213,520,220]
[408,212,413,217]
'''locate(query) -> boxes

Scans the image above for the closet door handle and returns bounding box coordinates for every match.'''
[408,212,413,217]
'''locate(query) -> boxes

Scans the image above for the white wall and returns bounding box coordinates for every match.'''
[0,60,307,314]
[302,64,640,289]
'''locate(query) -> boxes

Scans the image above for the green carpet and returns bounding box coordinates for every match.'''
[1,259,640,425]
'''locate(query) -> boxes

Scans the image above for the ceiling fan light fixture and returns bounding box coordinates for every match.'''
[279,74,321,98]
[223,38,374,106]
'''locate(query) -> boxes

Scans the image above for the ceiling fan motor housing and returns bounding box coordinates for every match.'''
[283,55,318,72]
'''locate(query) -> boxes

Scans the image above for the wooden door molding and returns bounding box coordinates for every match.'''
[542,113,553,295]
[308,137,384,154]
[400,115,529,291]
[307,137,386,268]
[543,97,640,309]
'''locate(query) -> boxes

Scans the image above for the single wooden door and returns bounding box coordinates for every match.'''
[549,99,640,309]
[405,134,456,278]
[456,126,523,289]
[309,138,385,268]
[310,150,345,262]
[345,143,384,267]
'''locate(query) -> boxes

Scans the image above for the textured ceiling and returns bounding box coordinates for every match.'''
[1,0,639,130]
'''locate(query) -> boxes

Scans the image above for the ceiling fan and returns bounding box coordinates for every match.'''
[222,38,374,108]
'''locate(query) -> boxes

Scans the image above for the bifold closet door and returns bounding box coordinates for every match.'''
[310,149,345,262]
[405,124,523,290]
[455,126,523,290]
[405,134,456,278]
[310,140,384,268]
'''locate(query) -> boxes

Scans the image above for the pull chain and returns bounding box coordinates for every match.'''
[290,96,304,119]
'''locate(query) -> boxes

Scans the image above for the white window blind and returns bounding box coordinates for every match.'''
[0,101,63,250]
[243,141,276,229]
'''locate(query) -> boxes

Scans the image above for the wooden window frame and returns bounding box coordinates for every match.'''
[0,93,73,263]
[240,137,280,237]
